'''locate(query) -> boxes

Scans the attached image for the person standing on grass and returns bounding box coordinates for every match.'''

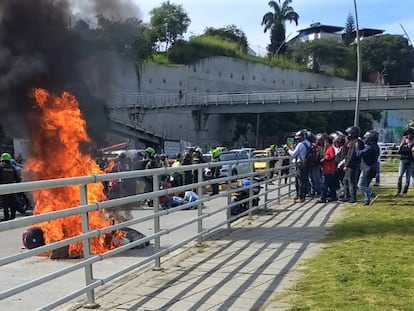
[357,131,380,205]
[341,126,364,204]
[396,127,414,195]
[317,134,337,203]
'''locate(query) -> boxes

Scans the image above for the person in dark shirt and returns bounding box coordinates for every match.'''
[396,127,414,195]
[341,126,364,203]
[0,153,21,221]
[357,131,380,205]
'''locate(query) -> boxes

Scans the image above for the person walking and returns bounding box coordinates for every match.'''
[284,129,311,203]
[0,153,21,221]
[357,130,380,205]
[396,127,414,195]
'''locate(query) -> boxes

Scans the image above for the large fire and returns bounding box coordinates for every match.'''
[24,88,122,257]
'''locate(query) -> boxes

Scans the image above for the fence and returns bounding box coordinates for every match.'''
[379,143,400,162]
[0,156,294,310]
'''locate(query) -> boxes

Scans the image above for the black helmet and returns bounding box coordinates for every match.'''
[294,129,307,141]
[403,127,414,136]
[22,227,45,249]
[363,130,379,144]
[306,130,316,143]
[345,126,360,138]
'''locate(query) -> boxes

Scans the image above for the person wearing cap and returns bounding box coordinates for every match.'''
[0,153,21,221]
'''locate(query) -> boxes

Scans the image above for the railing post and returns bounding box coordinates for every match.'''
[248,170,253,220]
[152,173,161,270]
[264,160,269,210]
[277,166,282,205]
[197,167,204,246]
[227,171,232,231]
[79,184,99,309]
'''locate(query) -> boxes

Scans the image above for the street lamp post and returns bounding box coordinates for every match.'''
[353,0,362,126]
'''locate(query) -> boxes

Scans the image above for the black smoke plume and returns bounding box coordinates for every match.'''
[0,0,140,148]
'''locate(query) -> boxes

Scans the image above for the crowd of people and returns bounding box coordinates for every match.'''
[284,126,381,205]
[2,126,413,221]
[98,146,222,212]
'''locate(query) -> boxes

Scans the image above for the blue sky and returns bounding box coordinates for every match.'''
[134,0,414,55]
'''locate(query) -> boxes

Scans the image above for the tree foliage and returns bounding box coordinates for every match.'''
[203,25,248,53]
[360,34,414,85]
[288,39,349,73]
[343,13,355,46]
[149,1,191,51]
[261,0,299,55]
[231,111,380,147]
[93,15,152,62]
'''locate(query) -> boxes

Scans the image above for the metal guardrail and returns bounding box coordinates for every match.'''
[111,85,414,110]
[379,143,400,162]
[0,156,294,310]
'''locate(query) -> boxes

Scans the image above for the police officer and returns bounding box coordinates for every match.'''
[0,153,21,221]
[209,148,221,195]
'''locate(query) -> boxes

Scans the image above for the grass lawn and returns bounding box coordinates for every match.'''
[280,185,414,311]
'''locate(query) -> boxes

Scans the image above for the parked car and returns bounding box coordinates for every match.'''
[219,151,251,178]
[229,148,255,159]
[252,149,273,176]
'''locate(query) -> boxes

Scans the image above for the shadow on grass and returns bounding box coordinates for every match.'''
[326,186,414,242]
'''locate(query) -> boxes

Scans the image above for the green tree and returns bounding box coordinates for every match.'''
[95,15,152,62]
[204,25,248,53]
[149,1,191,51]
[343,13,355,46]
[360,34,414,85]
[288,38,348,73]
[261,0,299,55]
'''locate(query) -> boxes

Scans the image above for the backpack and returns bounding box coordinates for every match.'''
[303,143,320,167]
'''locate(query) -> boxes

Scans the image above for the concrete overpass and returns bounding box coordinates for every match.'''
[109,85,414,132]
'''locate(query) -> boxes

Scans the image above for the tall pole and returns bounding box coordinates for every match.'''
[353,0,362,126]
[256,113,260,148]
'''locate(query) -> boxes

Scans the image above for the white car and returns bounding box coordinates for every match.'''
[219,151,251,178]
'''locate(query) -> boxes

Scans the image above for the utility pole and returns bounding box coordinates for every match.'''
[255,114,260,148]
[353,0,362,127]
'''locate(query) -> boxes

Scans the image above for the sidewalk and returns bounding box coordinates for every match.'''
[71,173,398,311]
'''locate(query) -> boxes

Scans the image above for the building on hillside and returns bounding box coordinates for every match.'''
[289,22,344,44]
[352,28,384,41]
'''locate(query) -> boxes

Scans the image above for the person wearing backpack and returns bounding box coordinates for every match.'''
[357,130,380,205]
[284,129,311,203]
[341,126,364,204]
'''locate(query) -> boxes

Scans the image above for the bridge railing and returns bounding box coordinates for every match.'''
[111,85,414,110]
[0,156,294,310]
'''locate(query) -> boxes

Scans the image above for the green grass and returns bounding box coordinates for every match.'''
[280,186,414,311]
[380,160,399,173]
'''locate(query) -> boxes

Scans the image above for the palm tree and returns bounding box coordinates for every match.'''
[261,0,299,55]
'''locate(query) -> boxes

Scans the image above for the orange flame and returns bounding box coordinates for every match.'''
[24,88,122,257]
[104,160,115,173]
